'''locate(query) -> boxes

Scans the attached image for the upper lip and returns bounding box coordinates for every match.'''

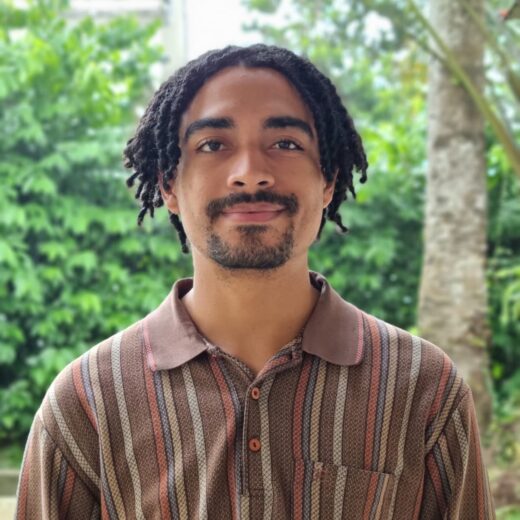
[223,203,285,213]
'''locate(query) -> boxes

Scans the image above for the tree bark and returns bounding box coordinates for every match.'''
[418,0,492,433]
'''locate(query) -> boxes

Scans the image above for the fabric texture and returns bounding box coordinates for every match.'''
[16,271,495,519]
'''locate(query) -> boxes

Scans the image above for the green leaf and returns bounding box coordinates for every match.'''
[70,291,102,314]
[0,240,17,266]
[0,205,27,228]
[39,241,69,261]
[66,251,98,273]
[0,343,17,365]
[13,270,42,302]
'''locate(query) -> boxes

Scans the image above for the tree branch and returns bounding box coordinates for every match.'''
[459,0,520,103]
[407,0,520,178]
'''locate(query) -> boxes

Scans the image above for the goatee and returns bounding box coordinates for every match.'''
[207,224,295,270]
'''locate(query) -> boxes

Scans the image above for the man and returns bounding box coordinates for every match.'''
[16,44,494,519]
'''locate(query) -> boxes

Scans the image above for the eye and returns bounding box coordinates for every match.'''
[274,139,303,151]
[197,140,224,152]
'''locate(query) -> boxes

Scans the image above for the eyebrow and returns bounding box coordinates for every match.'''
[263,116,314,140]
[182,115,314,143]
[183,117,234,143]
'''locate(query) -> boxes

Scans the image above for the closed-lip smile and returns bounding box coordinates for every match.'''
[222,203,286,222]
[223,203,285,213]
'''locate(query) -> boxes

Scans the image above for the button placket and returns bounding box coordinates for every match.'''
[242,347,301,495]
[241,379,268,494]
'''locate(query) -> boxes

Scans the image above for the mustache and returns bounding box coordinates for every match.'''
[206,191,299,222]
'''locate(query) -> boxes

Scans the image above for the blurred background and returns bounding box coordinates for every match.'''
[0,0,519,516]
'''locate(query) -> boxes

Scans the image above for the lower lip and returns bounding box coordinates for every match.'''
[222,210,285,223]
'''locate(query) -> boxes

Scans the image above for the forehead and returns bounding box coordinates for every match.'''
[180,66,314,128]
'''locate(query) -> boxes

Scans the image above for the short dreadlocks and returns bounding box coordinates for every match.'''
[123,44,368,253]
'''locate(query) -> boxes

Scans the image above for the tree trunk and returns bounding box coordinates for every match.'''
[418,0,492,434]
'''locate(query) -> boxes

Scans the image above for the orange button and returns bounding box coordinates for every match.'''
[251,387,260,400]
[248,438,261,452]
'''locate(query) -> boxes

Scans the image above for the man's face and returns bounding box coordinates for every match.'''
[161,66,336,270]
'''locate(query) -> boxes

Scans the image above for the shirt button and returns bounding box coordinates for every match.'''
[248,438,261,452]
[251,387,260,400]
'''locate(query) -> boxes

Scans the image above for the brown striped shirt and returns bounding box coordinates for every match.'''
[16,271,495,519]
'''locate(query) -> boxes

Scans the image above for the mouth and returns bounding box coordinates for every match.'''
[221,209,285,223]
[222,203,286,223]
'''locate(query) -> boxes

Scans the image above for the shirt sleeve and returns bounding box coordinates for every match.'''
[419,389,495,519]
[15,415,100,520]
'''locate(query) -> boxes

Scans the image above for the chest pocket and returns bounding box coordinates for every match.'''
[292,459,396,520]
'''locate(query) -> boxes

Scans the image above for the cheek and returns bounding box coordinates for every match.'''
[297,194,326,233]
[174,174,203,214]
[178,194,202,225]
[308,187,327,214]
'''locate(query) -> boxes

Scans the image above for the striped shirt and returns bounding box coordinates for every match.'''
[16,271,495,519]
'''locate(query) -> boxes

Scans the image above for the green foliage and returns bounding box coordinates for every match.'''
[244,0,520,424]
[496,506,520,520]
[0,0,192,451]
[246,0,281,13]
[488,148,520,466]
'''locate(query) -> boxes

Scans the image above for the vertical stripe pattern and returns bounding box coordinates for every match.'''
[142,346,172,519]
[301,356,320,519]
[16,274,495,520]
[182,363,209,520]
[388,334,422,516]
[111,332,145,520]
[292,355,313,520]
[332,365,349,518]
[259,376,275,520]
[47,386,99,486]
[160,371,189,519]
[309,359,328,519]
[153,369,180,519]
[89,346,126,519]
[209,354,242,520]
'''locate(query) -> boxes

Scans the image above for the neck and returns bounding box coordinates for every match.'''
[181,254,320,375]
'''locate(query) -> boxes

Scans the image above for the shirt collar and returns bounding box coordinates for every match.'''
[142,271,365,371]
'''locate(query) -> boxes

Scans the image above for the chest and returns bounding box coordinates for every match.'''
[96,352,426,519]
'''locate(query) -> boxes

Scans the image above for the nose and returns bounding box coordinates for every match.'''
[226,147,275,190]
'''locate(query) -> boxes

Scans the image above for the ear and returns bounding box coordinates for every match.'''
[158,171,180,215]
[323,169,338,208]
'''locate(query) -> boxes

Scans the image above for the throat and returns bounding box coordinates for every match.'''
[180,267,320,373]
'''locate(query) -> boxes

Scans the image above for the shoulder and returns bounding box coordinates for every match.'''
[38,319,145,444]
[25,319,143,492]
[52,319,143,394]
[359,310,470,437]
[359,309,457,372]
